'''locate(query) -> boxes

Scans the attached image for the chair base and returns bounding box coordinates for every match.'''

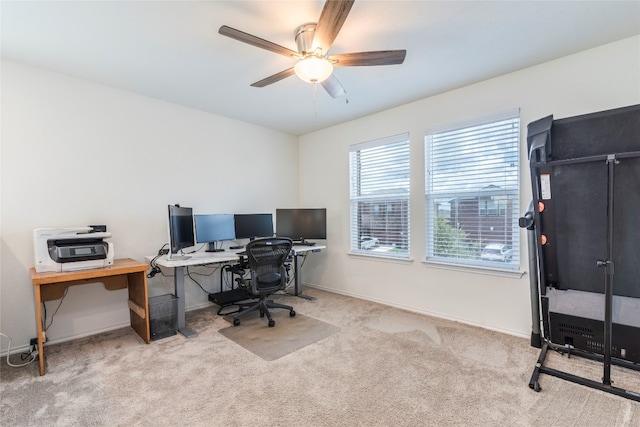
[233,297,295,327]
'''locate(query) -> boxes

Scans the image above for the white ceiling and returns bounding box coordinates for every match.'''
[2,1,639,136]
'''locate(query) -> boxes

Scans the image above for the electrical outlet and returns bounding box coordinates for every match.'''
[30,337,38,346]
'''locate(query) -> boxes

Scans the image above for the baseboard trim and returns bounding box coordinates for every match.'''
[2,301,215,358]
[305,284,529,339]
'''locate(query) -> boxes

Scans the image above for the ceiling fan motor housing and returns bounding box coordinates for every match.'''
[295,23,318,55]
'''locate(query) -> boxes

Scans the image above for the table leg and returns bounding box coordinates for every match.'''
[293,253,315,301]
[128,272,150,343]
[33,285,46,376]
[174,266,197,338]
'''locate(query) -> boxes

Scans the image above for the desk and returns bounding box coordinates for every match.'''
[29,258,151,376]
[150,245,325,338]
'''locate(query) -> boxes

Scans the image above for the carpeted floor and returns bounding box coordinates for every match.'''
[1,288,639,426]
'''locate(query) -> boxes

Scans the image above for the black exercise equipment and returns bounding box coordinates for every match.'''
[522,104,640,401]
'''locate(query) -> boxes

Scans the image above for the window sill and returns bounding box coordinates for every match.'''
[348,252,413,264]
[423,259,526,278]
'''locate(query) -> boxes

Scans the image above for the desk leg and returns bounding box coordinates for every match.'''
[174,266,197,338]
[33,286,46,376]
[293,253,315,301]
[128,272,150,344]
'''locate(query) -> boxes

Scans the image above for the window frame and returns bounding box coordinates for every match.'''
[424,110,521,271]
[349,133,411,259]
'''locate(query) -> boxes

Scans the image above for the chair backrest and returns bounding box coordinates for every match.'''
[245,237,293,295]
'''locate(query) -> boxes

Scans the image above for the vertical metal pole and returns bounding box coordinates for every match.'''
[291,250,315,301]
[602,155,616,385]
[527,221,542,348]
[520,200,542,348]
[293,252,301,296]
[174,266,197,338]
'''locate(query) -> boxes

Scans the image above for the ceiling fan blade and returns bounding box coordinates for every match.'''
[330,50,407,66]
[314,0,355,53]
[219,25,299,58]
[250,68,296,88]
[321,74,347,98]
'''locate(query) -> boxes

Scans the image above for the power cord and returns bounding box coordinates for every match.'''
[147,245,169,278]
[186,264,222,295]
[0,333,38,367]
[147,266,162,278]
[43,287,69,331]
[283,254,305,291]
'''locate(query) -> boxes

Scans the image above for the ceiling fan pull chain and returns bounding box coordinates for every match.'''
[313,82,319,123]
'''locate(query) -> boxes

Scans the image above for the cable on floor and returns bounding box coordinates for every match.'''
[0,332,38,368]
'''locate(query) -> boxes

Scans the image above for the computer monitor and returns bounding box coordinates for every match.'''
[276,208,327,245]
[233,213,274,241]
[167,204,194,260]
[194,214,235,252]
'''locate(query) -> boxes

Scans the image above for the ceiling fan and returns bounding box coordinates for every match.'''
[218,0,406,98]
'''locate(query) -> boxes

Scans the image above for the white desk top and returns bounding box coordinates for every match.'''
[148,244,325,268]
[292,244,326,255]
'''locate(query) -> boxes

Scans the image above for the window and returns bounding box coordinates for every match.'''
[349,133,410,258]
[425,111,520,270]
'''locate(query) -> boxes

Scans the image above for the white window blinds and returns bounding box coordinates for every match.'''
[425,111,520,270]
[349,133,410,258]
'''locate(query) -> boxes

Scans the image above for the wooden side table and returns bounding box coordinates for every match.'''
[30,258,150,375]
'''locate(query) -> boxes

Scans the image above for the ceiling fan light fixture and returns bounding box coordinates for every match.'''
[294,55,333,83]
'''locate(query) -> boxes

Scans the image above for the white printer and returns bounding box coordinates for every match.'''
[33,227,115,273]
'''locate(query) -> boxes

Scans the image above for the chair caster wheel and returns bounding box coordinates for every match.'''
[233,319,241,326]
[268,320,275,327]
[290,310,296,317]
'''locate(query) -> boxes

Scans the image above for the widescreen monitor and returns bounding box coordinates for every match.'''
[276,208,327,244]
[194,214,236,252]
[167,204,194,260]
[233,213,274,240]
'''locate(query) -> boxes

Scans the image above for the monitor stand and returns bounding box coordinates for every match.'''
[294,239,316,246]
[205,243,224,252]
[167,253,191,261]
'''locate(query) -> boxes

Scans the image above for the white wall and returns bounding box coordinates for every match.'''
[0,60,298,352]
[297,36,640,337]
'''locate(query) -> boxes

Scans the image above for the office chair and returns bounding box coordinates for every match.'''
[232,237,295,327]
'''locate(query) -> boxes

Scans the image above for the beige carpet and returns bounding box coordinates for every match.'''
[219,311,340,361]
[1,288,639,426]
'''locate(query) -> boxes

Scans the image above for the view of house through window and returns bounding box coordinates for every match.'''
[425,111,520,270]
[349,133,410,258]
